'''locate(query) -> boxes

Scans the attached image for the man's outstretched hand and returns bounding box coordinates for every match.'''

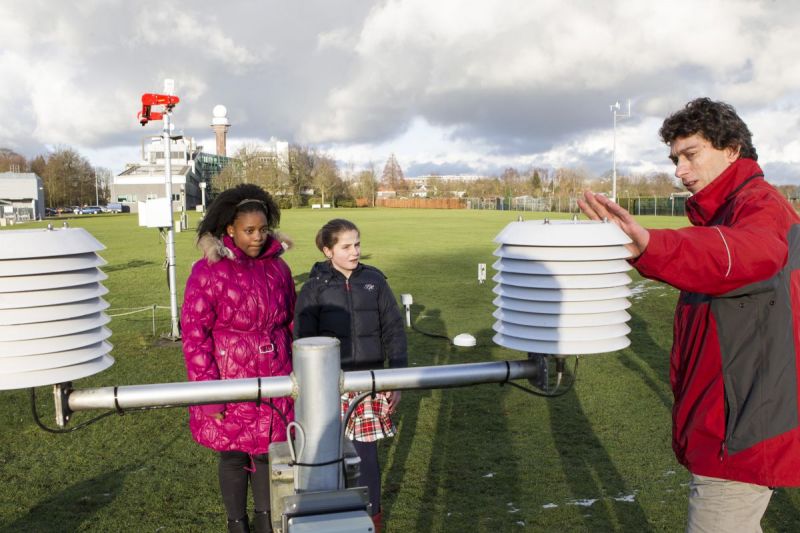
[576,191,650,259]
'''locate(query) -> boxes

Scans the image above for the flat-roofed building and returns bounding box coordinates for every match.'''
[0,172,44,222]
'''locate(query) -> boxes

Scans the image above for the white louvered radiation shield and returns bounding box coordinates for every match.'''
[492,219,633,355]
[0,227,114,390]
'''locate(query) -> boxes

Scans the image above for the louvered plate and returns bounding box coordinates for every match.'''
[494,220,633,247]
[0,341,112,373]
[492,257,632,275]
[0,298,109,326]
[493,308,631,328]
[493,320,631,341]
[0,228,104,260]
[0,283,108,310]
[494,244,631,261]
[493,284,633,302]
[0,268,107,293]
[0,252,107,276]
[493,295,631,314]
[493,332,631,355]
[0,312,110,341]
[0,355,114,390]
[0,326,112,357]
[492,271,632,289]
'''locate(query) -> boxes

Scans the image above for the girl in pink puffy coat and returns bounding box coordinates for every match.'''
[181,184,295,533]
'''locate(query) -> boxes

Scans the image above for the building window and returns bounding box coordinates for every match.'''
[146,193,158,200]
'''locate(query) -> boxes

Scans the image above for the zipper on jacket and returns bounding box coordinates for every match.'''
[345,278,356,363]
[719,441,726,462]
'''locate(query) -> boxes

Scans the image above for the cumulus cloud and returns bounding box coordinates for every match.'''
[1,0,799,181]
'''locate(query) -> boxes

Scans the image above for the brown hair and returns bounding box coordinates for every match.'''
[315,219,359,253]
[660,97,757,161]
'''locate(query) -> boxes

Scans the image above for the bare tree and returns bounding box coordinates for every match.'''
[381,153,407,194]
[0,148,27,173]
[287,145,313,207]
[311,153,341,206]
[354,165,378,206]
[40,147,95,207]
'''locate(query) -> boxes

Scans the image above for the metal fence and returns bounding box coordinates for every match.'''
[464,196,690,217]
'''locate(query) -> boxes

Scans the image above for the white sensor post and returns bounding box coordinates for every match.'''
[400,293,413,328]
[478,263,486,284]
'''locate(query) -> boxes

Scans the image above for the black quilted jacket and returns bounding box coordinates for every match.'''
[295,261,408,371]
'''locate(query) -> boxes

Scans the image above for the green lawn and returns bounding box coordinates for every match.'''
[2,209,799,532]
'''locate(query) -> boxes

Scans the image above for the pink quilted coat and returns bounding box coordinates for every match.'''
[181,233,295,454]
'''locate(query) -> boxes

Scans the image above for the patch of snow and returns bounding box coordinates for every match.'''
[542,503,558,509]
[568,498,598,507]
[613,494,636,502]
[483,472,495,478]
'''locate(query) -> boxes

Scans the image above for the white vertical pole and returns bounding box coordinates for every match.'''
[292,337,343,492]
[164,111,180,339]
[612,107,617,203]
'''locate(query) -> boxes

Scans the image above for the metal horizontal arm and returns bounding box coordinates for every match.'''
[67,376,296,412]
[343,359,539,392]
[65,359,540,414]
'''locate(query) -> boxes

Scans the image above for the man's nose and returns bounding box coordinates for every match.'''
[675,161,689,179]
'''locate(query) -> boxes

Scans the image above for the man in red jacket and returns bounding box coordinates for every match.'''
[579,97,800,532]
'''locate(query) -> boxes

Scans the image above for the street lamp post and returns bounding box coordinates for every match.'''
[610,100,631,203]
[199,181,207,212]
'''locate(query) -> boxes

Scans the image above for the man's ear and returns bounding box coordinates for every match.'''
[726,145,741,162]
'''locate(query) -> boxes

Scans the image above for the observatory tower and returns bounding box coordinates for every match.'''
[211,105,230,157]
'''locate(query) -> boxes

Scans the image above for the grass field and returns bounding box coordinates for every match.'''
[2,208,799,532]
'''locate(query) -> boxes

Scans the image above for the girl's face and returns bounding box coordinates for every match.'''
[323,229,360,278]
[227,211,269,258]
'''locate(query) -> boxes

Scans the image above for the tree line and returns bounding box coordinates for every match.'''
[3,144,796,210]
[0,147,111,208]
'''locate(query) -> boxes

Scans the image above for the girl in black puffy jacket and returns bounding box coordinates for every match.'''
[294,218,407,532]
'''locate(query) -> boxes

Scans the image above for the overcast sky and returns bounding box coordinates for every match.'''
[3,0,800,183]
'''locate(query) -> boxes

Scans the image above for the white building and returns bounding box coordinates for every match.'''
[0,172,45,222]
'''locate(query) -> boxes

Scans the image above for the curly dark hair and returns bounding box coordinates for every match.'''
[659,97,757,161]
[197,183,280,238]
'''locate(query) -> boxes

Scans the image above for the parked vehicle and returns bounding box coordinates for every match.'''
[81,206,103,215]
[45,207,57,217]
[103,202,129,213]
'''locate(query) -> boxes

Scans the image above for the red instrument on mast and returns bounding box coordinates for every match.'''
[137,93,180,126]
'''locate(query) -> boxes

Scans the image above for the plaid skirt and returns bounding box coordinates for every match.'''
[340,391,396,442]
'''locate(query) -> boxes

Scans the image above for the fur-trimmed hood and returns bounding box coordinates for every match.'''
[197,232,293,263]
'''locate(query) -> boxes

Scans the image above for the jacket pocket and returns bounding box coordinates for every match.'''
[714,274,798,454]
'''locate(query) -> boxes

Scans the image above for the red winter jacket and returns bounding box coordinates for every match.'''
[181,234,295,454]
[634,158,800,486]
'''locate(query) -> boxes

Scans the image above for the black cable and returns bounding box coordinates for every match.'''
[340,390,375,488]
[31,388,118,434]
[291,457,345,467]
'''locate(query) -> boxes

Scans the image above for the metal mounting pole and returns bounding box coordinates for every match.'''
[292,337,344,492]
[163,111,180,340]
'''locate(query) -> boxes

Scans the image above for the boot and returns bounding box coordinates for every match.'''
[227,515,250,533]
[253,510,272,533]
[372,512,382,533]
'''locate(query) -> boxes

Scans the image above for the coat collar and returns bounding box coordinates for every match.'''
[309,260,364,281]
[222,234,284,261]
[685,158,764,226]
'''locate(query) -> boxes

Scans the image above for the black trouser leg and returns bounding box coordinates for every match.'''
[219,451,251,520]
[249,453,270,512]
[353,440,381,516]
